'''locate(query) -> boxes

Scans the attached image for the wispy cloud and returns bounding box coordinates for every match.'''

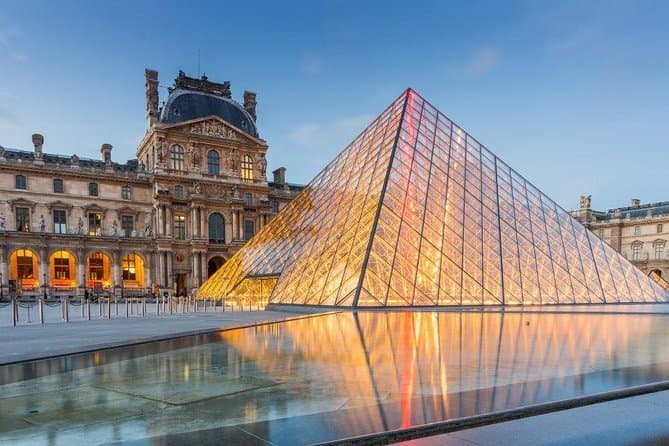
[301,53,323,75]
[464,46,501,77]
[290,114,373,147]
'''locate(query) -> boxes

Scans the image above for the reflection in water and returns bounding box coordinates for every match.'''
[2,311,669,445]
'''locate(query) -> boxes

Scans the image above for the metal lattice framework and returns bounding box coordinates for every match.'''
[199,89,667,306]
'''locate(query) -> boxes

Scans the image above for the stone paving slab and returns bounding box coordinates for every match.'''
[0,310,299,365]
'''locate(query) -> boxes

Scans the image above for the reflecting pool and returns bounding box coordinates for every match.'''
[3,310,669,445]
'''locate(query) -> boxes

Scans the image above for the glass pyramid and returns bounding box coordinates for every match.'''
[199,89,668,306]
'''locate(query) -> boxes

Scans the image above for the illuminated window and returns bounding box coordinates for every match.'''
[207,150,220,175]
[89,182,98,196]
[88,212,102,236]
[634,226,641,236]
[241,155,253,182]
[171,145,184,171]
[658,224,663,233]
[244,219,255,241]
[633,244,641,260]
[89,252,105,280]
[122,254,137,280]
[121,185,132,200]
[16,249,34,279]
[174,215,186,240]
[16,207,30,232]
[53,179,64,193]
[208,212,225,243]
[15,175,27,190]
[53,251,70,279]
[656,244,664,260]
[121,215,134,237]
[53,210,67,234]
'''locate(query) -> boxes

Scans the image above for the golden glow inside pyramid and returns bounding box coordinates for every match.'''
[199,89,668,306]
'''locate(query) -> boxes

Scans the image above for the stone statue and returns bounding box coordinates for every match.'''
[77,217,84,234]
[188,145,201,166]
[231,185,238,198]
[0,212,5,231]
[579,195,591,210]
[258,155,267,176]
[111,220,119,236]
[39,214,46,233]
[70,154,79,165]
[229,151,238,172]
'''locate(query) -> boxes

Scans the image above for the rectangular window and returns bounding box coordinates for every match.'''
[121,215,134,237]
[244,219,255,241]
[634,225,641,236]
[658,224,663,233]
[16,207,30,232]
[53,179,64,193]
[16,251,33,279]
[15,175,27,190]
[53,210,67,234]
[88,213,102,236]
[174,215,186,240]
[271,200,279,213]
[121,185,132,200]
[89,253,104,280]
[122,255,137,280]
[89,182,98,196]
[54,258,70,279]
[633,245,641,261]
[656,244,664,260]
[244,192,253,205]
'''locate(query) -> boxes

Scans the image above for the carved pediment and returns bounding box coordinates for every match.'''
[47,200,74,215]
[188,119,240,140]
[9,198,37,210]
[83,204,107,218]
[116,206,141,220]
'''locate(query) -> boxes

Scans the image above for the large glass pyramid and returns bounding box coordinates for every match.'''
[199,89,668,306]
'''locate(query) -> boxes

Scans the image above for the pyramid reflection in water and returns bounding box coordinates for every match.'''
[199,90,667,306]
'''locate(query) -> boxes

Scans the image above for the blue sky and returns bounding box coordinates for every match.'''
[0,1,667,211]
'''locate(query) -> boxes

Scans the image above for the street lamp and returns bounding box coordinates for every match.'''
[42,273,47,300]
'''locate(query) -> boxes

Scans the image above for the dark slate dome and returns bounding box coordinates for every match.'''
[160,89,258,137]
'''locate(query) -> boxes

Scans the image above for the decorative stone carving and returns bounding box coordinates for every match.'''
[258,154,267,176]
[77,217,84,234]
[190,120,237,139]
[39,215,46,233]
[70,154,79,165]
[0,213,5,231]
[111,220,119,236]
[579,195,591,210]
[192,180,201,195]
[32,134,44,160]
[188,145,202,166]
[228,150,239,172]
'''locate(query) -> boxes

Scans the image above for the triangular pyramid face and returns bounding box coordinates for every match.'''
[199,90,667,306]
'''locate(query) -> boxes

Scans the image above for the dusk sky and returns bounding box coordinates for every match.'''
[1,1,667,211]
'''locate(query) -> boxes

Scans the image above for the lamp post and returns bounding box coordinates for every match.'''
[0,272,3,300]
[42,273,47,300]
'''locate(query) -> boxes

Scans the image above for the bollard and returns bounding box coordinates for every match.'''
[125,298,129,318]
[204,298,208,313]
[26,303,31,323]
[11,298,17,326]
[64,298,69,323]
[81,297,85,318]
[39,298,44,324]
[99,299,102,317]
[156,295,160,316]
[61,298,65,321]
[142,297,146,317]
[115,295,119,316]
[108,297,111,320]
[87,299,91,321]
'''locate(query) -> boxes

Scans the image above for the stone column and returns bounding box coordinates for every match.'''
[165,206,172,237]
[201,254,207,283]
[144,252,152,288]
[0,245,8,285]
[77,249,86,290]
[238,211,244,240]
[191,208,198,238]
[157,251,165,287]
[200,208,206,239]
[39,247,48,288]
[166,253,173,289]
[232,211,238,241]
[112,250,121,288]
[157,206,164,236]
[192,253,200,288]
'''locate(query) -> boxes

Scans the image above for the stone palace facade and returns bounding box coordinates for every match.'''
[0,70,302,297]
[571,195,669,282]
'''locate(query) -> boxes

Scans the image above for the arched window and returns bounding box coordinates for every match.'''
[241,155,253,182]
[170,145,184,171]
[207,150,220,175]
[209,212,225,243]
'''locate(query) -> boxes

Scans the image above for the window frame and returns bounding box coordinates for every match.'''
[121,215,134,237]
[243,219,255,241]
[16,207,30,232]
[174,215,186,240]
[88,182,99,197]
[207,150,220,175]
[121,185,132,200]
[53,178,64,193]
[241,155,254,182]
[88,212,102,236]
[15,175,27,190]
[53,209,67,234]
[208,212,225,244]
[170,145,185,171]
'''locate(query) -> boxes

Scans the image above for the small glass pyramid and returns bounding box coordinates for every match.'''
[199,90,667,306]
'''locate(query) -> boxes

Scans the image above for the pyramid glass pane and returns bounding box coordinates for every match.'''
[199,89,668,306]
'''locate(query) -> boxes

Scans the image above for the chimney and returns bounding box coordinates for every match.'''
[101,143,112,167]
[145,69,159,129]
[631,198,641,207]
[273,167,286,186]
[32,133,44,160]
[243,91,257,121]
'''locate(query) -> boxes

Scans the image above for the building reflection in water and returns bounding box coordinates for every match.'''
[2,311,669,445]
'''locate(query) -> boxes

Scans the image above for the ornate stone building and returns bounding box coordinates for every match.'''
[571,196,669,281]
[0,70,302,297]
